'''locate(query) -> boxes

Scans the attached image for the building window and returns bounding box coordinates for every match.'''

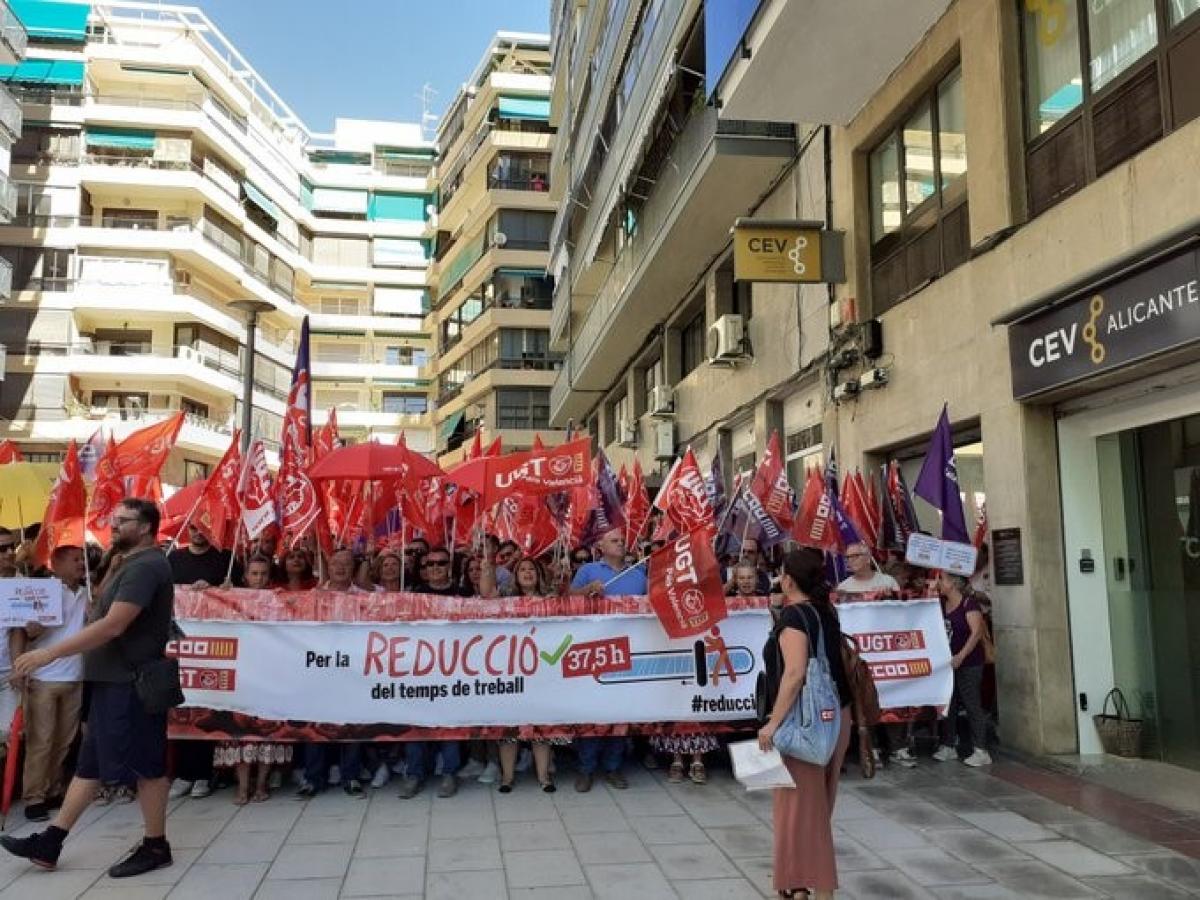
[679,309,706,378]
[1020,0,1200,218]
[492,210,554,251]
[180,398,209,419]
[384,346,416,366]
[381,392,428,414]
[498,328,554,367]
[183,460,210,485]
[867,64,970,314]
[643,356,665,412]
[496,388,551,430]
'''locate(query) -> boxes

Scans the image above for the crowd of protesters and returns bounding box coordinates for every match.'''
[0,511,998,890]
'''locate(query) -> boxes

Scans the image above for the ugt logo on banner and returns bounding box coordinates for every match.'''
[648,527,728,638]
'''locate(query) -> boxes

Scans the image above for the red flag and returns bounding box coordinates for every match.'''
[495,495,559,558]
[0,440,23,464]
[647,526,728,638]
[791,468,843,553]
[617,464,630,501]
[193,433,242,550]
[86,435,123,542]
[277,318,321,549]
[842,471,878,548]
[973,500,988,549]
[858,471,882,543]
[531,434,545,452]
[624,459,651,547]
[653,448,714,534]
[113,412,184,479]
[34,442,85,567]
[313,408,339,459]
[749,431,795,530]
[86,413,183,540]
[448,437,591,509]
[485,436,503,457]
[239,439,276,540]
[465,430,484,461]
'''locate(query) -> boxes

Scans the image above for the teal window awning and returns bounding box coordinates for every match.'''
[440,409,466,439]
[243,181,280,223]
[437,233,486,301]
[496,267,548,278]
[377,147,435,160]
[85,126,155,150]
[11,1,91,43]
[497,96,550,121]
[368,192,427,222]
[0,58,85,85]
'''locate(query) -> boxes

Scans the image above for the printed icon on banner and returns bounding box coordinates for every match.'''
[169,636,239,692]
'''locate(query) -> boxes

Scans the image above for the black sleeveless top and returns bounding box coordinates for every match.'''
[764,602,853,708]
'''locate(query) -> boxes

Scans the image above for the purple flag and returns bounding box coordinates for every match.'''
[914,404,970,544]
[705,453,726,519]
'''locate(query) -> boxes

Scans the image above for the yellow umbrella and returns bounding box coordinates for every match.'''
[0,462,61,531]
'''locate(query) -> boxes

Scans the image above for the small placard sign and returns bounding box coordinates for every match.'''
[905,534,978,577]
[0,578,63,627]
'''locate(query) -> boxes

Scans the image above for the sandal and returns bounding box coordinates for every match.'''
[234,788,250,806]
[498,781,514,794]
[668,761,685,783]
[251,789,270,803]
[540,781,556,793]
[689,761,707,785]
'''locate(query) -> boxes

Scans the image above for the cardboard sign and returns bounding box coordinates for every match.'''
[905,534,977,576]
[0,578,64,627]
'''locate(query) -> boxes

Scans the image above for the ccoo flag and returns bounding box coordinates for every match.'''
[913,403,970,544]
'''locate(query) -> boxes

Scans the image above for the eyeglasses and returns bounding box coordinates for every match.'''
[110,517,139,527]
[403,549,420,556]
[423,559,449,568]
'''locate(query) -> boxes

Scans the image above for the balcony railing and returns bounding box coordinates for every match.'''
[0,255,10,301]
[0,170,15,224]
[0,0,28,62]
[0,83,21,143]
[488,175,551,193]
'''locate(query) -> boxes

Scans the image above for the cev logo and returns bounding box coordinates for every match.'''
[1027,293,1106,369]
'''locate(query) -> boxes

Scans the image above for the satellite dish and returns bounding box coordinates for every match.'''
[493,232,508,247]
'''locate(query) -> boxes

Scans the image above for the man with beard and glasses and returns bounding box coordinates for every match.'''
[2,498,175,879]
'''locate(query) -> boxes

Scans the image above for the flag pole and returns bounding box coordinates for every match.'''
[165,489,207,555]
[224,521,242,586]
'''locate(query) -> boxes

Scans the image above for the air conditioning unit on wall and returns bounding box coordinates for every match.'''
[653,420,675,460]
[648,384,674,417]
[618,420,638,447]
[707,314,750,365]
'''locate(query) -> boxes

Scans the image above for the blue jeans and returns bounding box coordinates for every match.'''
[303,743,362,789]
[405,741,460,781]
[576,737,625,775]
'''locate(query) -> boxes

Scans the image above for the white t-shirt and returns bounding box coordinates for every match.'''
[31,583,89,682]
[837,571,900,594]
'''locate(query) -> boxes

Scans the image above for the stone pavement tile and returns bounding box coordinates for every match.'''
[1019,839,1135,877]
[80,884,173,900]
[878,847,993,886]
[504,848,587,888]
[341,854,426,896]
[499,819,571,852]
[251,877,343,900]
[929,886,1028,899]
[650,842,741,880]
[1079,873,1196,898]
[62,835,144,868]
[571,830,653,865]
[704,824,774,858]
[288,813,364,844]
[956,811,1059,842]
[674,795,762,827]
[924,828,1032,865]
[224,802,304,834]
[584,862,677,899]
[509,886,594,900]
[169,862,270,900]
[294,791,369,818]
[612,788,686,818]
[109,847,202,886]
[1117,851,1200,892]
[975,860,1101,898]
[265,841,352,880]
[631,814,709,845]
[671,876,765,898]
[198,829,289,865]
[838,816,931,850]
[1049,820,1162,855]
[429,807,498,839]
[0,867,101,900]
[839,868,938,899]
[427,835,502,872]
[923,786,1003,814]
[424,869,507,900]
[834,832,891,871]
[164,815,230,848]
[1003,796,1096,827]
[871,800,972,829]
[167,797,241,823]
[833,792,883,821]
[353,823,428,858]
[494,792,560,823]
[560,805,630,835]
[364,799,431,827]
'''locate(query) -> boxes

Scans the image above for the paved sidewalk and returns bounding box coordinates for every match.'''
[0,757,1198,899]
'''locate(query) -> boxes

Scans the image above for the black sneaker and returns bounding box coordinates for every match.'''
[295,781,318,799]
[0,829,64,870]
[344,779,364,797]
[23,802,50,823]
[108,839,172,879]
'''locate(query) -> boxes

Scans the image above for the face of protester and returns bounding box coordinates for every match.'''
[52,547,85,586]
[285,550,310,579]
[380,554,402,585]
[110,508,150,553]
[255,534,277,557]
[422,552,453,587]
[327,551,355,588]
[497,545,518,568]
[736,566,759,596]
[740,540,760,563]
[466,557,483,588]
[597,529,625,564]
[846,543,872,577]
[245,560,273,589]
[515,559,540,593]
[0,533,16,575]
[938,571,964,598]
[188,524,211,552]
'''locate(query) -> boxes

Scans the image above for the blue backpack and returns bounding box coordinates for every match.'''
[771,605,843,766]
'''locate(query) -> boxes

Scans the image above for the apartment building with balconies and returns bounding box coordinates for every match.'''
[428,33,561,467]
[0,0,27,369]
[0,1,436,483]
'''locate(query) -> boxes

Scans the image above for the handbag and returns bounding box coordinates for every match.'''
[772,605,843,766]
[1092,688,1142,758]
[118,636,185,716]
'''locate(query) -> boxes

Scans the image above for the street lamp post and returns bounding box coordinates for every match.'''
[229,300,274,451]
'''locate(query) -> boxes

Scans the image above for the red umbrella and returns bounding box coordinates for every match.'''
[1,705,23,830]
[308,442,443,485]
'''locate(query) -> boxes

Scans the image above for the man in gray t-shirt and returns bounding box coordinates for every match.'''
[2,498,176,880]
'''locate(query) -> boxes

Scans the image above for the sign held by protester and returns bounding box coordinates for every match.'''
[905,533,977,576]
[0,577,63,627]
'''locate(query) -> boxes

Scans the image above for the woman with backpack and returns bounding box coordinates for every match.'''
[758,549,854,899]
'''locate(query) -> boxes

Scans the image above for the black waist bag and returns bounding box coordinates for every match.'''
[131,657,185,715]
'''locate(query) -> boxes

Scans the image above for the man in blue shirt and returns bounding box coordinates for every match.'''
[570,528,646,791]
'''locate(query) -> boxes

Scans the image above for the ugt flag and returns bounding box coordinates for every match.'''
[647,526,728,638]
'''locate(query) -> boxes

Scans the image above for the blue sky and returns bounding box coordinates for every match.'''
[198,0,551,134]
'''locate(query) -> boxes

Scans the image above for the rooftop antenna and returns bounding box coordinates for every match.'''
[418,83,439,141]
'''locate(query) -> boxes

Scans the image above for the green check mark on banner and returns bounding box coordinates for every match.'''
[540,634,573,665]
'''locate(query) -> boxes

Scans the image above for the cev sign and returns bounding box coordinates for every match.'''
[732,219,845,284]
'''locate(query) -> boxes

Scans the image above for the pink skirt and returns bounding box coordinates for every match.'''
[773,707,852,893]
